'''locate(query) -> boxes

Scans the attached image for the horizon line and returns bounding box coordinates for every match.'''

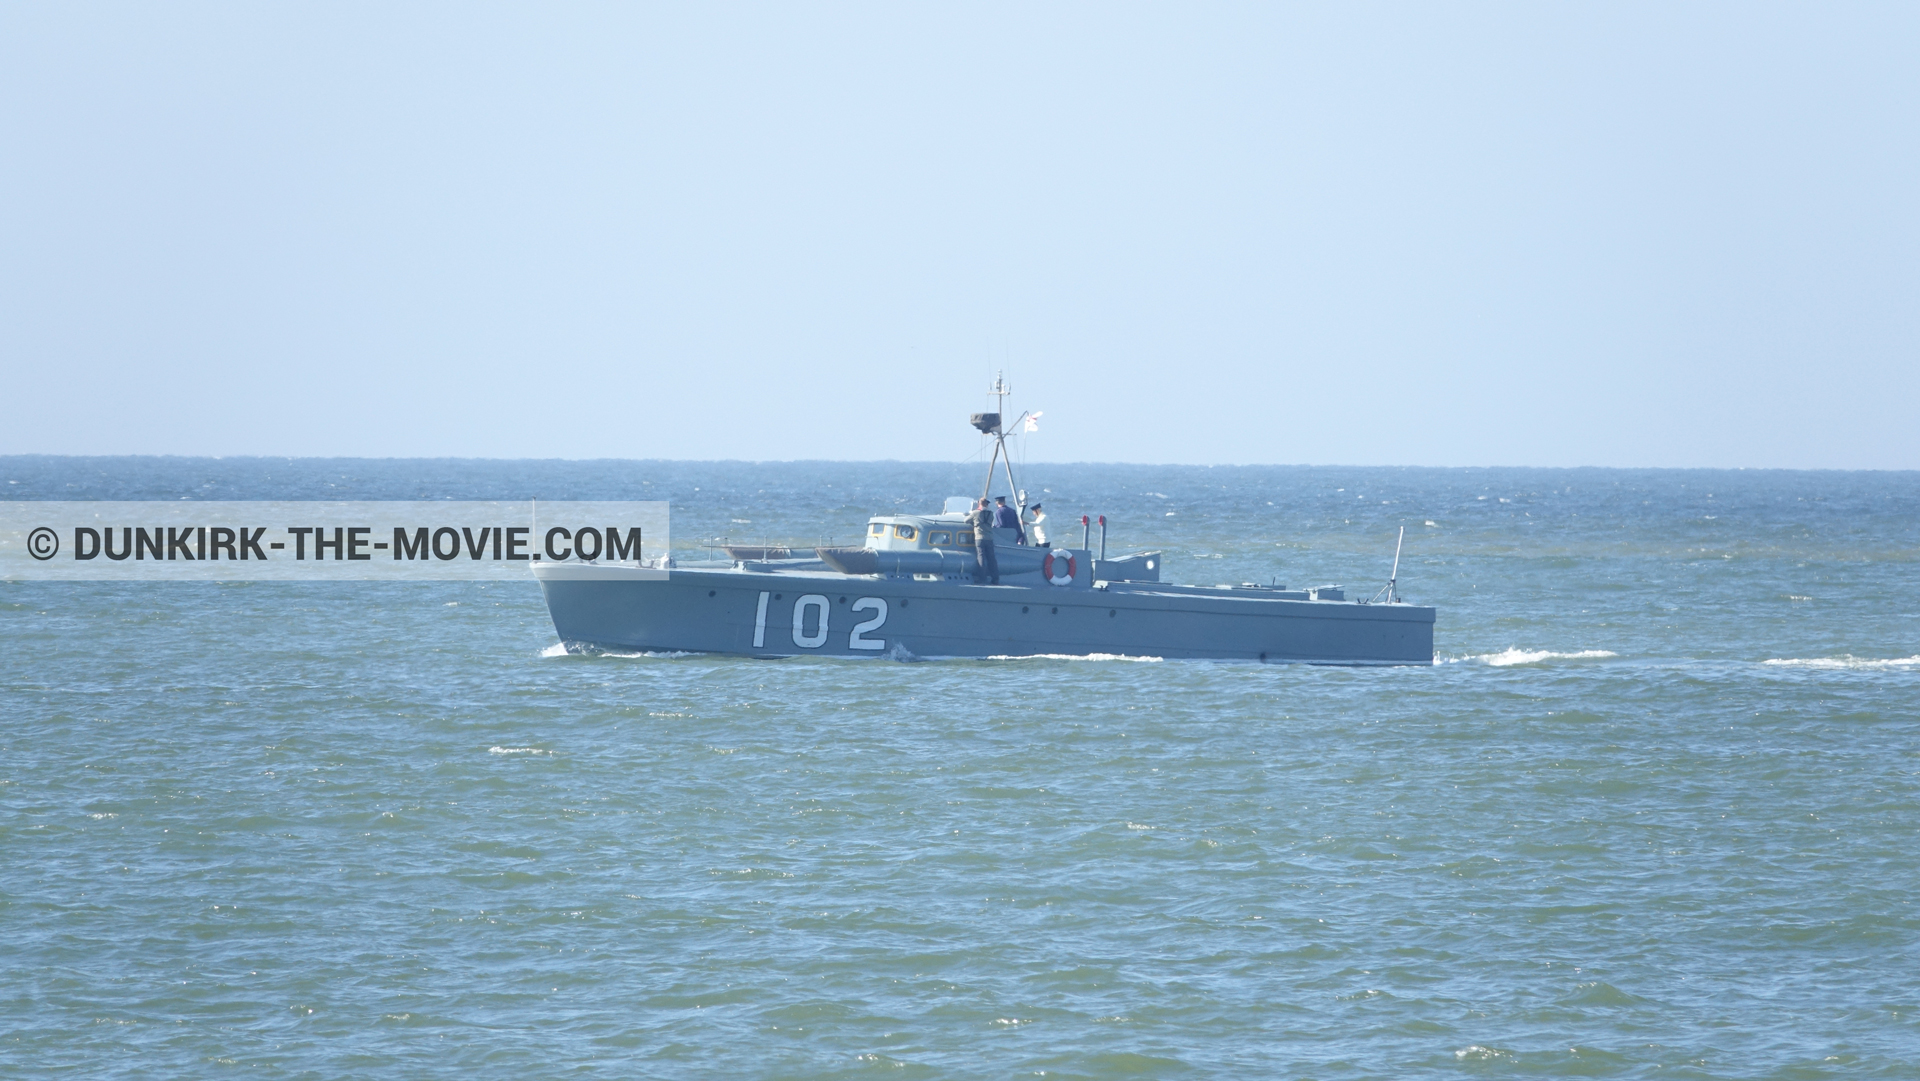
[2,453,1917,474]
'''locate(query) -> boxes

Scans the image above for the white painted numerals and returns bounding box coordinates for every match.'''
[847,597,887,650]
[791,594,830,648]
[757,592,887,651]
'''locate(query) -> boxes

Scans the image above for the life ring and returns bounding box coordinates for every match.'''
[1043,551,1076,586]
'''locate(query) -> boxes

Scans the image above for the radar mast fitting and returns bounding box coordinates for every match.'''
[973,371,1027,514]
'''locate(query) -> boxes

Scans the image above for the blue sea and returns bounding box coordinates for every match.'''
[4,458,1918,1079]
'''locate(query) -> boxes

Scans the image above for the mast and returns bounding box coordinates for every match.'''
[1387,525,1404,604]
[977,371,1023,505]
[980,437,1000,503]
[1369,526,1406,604]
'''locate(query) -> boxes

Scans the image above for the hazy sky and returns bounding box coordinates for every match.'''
[2,4,1916,467]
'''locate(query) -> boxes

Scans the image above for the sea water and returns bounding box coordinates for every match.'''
[3,458,1917,1079]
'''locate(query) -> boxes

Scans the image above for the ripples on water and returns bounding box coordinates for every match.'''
[3,459,1918,1078]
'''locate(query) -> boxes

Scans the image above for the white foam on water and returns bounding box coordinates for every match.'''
[539,643,696,659]
[1443,648,1617,667]
[986,652,1164,663]
[488,746,551,755]
[1763,655,1920,670]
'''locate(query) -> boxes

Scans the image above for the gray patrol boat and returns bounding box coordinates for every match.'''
[534,399,1435,664]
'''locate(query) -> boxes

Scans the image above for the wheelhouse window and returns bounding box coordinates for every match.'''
[957,530,974,545]
[893,525,917,540]
[928,531,952,547]
[868,523,885,536]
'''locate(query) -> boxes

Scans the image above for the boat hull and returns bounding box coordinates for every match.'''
[534,564,1434,665]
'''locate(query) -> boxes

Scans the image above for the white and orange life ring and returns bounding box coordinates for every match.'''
[1043,551,1076,586]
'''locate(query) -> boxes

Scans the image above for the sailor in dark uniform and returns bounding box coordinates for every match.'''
[970,498,1000,584]
[993,495,1025,544]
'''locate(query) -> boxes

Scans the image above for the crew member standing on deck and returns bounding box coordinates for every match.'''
[1024,503,1049,547]
[993,495,1025,544]
[970,498,1000,584]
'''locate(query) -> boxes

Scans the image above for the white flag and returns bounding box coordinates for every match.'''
[1024,411,1043,432]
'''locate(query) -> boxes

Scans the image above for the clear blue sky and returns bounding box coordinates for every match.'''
[2,3,1915,467]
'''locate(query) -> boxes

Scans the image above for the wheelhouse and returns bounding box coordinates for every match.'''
[864,512,971,552]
